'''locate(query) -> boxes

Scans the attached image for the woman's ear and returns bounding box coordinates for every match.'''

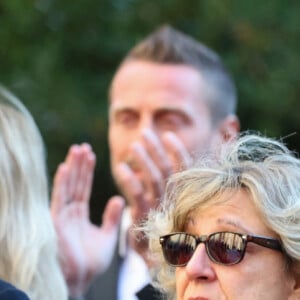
[288,269,300,300]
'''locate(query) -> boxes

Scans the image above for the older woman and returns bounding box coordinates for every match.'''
[144,133,300,300]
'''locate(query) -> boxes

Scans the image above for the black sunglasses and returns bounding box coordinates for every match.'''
[159,231,282,266]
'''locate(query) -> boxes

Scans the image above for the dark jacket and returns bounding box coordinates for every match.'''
[0,279,30,300]
[84,243,122,299]
[83,245,163,300]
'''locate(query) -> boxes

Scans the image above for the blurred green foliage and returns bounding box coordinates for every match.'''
[1,0,300,223]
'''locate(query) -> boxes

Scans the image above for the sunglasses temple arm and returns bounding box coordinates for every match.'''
[248,236,282,252]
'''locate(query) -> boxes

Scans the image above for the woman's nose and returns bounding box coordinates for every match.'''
[185,244,217,281]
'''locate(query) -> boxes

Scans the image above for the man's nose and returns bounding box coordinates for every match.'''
[137,116,159,140]
[139,115,155,131]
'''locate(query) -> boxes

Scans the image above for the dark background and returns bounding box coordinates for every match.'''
[1,0,299,224]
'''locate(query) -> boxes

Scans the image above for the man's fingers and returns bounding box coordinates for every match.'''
[162,131,192,171]
[115,163,144,204]
[129,142,164,199]
[90,196,125,275]
[65,145,82,196]
[101,196,125,232]
[141,129,172,179]
[51,143,96,219]
[51,163,69,216]
[74,144,96,202]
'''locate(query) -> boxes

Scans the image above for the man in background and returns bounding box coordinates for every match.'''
[51,25,240,299]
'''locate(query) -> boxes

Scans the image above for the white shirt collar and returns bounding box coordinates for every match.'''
[118,207,151,300]
[118,207,132,258]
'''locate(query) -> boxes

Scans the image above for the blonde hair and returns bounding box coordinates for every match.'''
[0,85,67,299]
[144,133,300,300]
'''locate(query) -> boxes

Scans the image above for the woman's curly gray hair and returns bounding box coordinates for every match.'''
[142,133,300,300]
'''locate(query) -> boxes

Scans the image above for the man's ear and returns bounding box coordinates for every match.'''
[289,286,300,299]
[219,114,240,142]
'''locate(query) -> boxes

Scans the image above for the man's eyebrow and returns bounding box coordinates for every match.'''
[114,107,135,112]
[111,106,192,115]
[110,104,135,111]
[109,106,137,115]
[155,107,190,115]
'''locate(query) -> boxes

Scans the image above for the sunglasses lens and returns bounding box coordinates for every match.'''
[162,233,196,266]
[208,232,245,265]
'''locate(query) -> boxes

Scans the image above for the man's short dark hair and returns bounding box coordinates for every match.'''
[119,25,237,123]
